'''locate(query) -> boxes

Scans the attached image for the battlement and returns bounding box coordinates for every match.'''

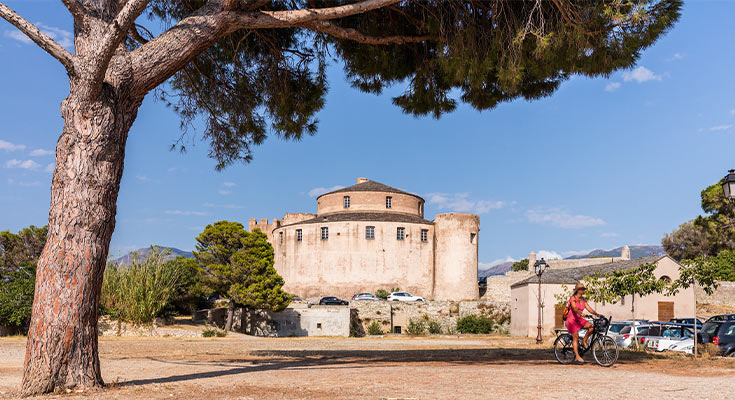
[248,217,281,242]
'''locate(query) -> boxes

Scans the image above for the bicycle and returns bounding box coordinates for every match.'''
[554,315,619,367]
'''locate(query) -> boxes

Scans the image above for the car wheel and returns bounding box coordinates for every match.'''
[729,351,735,358]
[392,299,399,302]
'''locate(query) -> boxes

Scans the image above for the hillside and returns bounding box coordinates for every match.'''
[565,245,665,260]
[110,246,193,266]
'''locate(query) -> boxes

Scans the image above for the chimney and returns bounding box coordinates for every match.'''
[356,177,369,184]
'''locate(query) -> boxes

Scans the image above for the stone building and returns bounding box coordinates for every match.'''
[509,255,695,337]
[250,178,480,301]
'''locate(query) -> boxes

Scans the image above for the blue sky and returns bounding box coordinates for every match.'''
[1,1,734,267]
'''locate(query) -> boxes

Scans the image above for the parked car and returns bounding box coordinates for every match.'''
[667,338,694,354]
[705,314,735,323]
[291,296,305,302]
[670,318,703,327]
[607,320,649,345]
[352,293,381,301]
[699,320,735,357]
[640,323,695,352]
[387,292,425,302]
[319,296,349,306]
[616,324,652,348]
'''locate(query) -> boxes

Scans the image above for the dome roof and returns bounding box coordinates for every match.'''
[317,179,423,201]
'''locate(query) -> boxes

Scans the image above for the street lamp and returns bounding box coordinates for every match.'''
[534,258,549,344]
[722,169,735,200]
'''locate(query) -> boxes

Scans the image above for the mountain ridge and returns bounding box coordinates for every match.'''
[110,246,193,266]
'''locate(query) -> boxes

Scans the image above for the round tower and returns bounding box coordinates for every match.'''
[433,213,480,300]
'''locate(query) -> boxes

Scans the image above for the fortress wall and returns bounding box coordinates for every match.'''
[434,213,479,301]
[317,191,424,216]
[272,221,435,299]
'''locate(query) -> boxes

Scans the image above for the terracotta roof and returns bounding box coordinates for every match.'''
[317,180,423,201]
[279,212,433,228]
[510,256,668,288]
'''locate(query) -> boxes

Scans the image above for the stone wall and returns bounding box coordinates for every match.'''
[483,271,530,303]
[351,300,510,335]
[696,281,735,306]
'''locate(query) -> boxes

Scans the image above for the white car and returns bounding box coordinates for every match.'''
[666,338,694,354]
[387,292,425,302]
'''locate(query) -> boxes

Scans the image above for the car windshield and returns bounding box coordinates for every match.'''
[609,324,626,333]
[702,322,720,337]
[662,328,681,338]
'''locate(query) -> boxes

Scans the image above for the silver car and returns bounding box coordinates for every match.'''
[615,323,652,348]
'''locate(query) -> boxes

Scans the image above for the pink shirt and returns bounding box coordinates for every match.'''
[565,297,587,334]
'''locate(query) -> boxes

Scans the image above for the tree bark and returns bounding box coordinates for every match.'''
[21,81,141,395]
[225,299,235,331]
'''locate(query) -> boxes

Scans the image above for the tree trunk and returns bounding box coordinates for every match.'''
[225,299,235,331]
[21,83,140,395]
[631,295,638,349]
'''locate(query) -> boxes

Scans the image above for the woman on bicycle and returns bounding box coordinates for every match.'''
[566,282,600,363]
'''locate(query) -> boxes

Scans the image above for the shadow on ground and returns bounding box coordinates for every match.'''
[121,347,666,387]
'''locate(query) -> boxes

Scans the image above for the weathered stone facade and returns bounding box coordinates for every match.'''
[696,281,735,306]
[251,178,480,301]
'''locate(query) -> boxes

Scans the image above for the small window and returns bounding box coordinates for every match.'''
[366,226,375,240]
[386,196,392,209]
[470,233,477,244]
[344,196,350,208]
[317,323,322,329]
[659,275,672,283]
[296,229,302,242]
[321,227,328,240]
[279,231,284,244]
[396,227,405,240]
[421,229,428,243]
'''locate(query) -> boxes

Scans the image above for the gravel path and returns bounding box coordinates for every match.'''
[1,335,733,399]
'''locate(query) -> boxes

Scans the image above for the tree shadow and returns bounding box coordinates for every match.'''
[121,347,666,387]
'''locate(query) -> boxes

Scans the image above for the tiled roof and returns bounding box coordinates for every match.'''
[279,212,433,228]
[510,256,668,288]
[318,180,423,201]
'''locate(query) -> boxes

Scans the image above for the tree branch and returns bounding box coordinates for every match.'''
[0,2,75,72]
[89,0,150,92]
[301,20,435,45]
[130,0,401,97]
[61,0,87,22]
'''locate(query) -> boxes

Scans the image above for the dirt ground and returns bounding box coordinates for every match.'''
[1,333,734,400]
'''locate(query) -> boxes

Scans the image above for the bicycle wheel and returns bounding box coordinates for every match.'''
[554,334,575,365]
[592,335,619,367]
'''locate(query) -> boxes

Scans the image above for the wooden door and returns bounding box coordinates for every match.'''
[658,301,674,322]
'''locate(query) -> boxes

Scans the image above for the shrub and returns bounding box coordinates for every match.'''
[511,258,529,272]
[100,247,183,324]
[202,325,227,337]
[406,318,426,335]
[427,319,442,334]
[456,315,495,334]
[367,321,384,335]
[375,289,389,300]
[0,263,35,330]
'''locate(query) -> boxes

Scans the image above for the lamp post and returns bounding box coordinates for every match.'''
[722,169,735,201]
[534,258,549,344]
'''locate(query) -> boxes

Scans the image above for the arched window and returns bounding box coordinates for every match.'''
[659,275,672,283]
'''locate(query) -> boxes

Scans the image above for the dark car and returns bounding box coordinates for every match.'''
[670,318,703,327]
[699,320,735,357]
[705,314,735,323]
[319,296,348,306]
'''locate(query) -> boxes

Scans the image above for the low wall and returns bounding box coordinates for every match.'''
[696,281,735,306]
[351,300,510,334]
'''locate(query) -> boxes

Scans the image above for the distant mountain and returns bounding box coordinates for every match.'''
[110,246,193,266]
[565,245,665,260]
[479,261,515,277]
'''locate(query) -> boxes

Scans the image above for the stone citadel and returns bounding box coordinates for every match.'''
[251,178,480,301]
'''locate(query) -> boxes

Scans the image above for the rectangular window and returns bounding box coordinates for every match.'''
[366,226,375,240]
[321,227,328,240]
[386,196,392,209]
[344,196,350,208]
[470,233,477,244]
[396,227,405,240]
[296,229,302,242]
[279,231,284,244]
[421,229,428,243]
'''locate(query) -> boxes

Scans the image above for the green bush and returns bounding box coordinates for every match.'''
[427,319,442,334]
[406,318,426,335]
[100,247,183,324]
[367,321,384,335]
[0,263,35,329]
[511,258,529,272]
[202,325,227,337]
[456,315,495,334]
[375,289,389,300]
